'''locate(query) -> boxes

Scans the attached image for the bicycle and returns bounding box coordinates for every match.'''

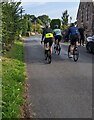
[44,42,52,64]
[68,43,79,62]
[54,39,61,55]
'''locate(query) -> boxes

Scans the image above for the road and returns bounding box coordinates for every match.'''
[24,35,92,118]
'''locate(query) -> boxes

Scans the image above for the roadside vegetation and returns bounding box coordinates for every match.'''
[2,41,25,118]
[1,1,26,118]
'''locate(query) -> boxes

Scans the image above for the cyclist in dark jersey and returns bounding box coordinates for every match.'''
[68,23,80,57]
[41,23,53,54]
[68,23,80,45]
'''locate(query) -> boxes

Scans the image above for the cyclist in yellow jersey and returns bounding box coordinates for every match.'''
[41,23,53,54]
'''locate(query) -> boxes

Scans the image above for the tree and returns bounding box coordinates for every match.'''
[61,10,69,26]
[38,15,51,25]
[30,15,36,22]
[2,1,24,50]
[21,15,29,35]
[36,23,42,33]
[36,18,43,25]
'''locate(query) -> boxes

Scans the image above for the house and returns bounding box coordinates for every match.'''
[77,0,94,36]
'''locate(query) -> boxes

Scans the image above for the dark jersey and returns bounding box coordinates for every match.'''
[42,28,53,40]
[68,26,80,36]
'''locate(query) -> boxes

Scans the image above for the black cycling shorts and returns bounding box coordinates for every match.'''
[44,38,53,47]
[55,35,62,43]
[70,35,79,45]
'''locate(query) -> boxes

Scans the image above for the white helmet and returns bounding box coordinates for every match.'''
[45,23,50,28]
[54,25,58,28]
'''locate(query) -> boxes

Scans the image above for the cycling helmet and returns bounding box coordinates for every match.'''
[54,25,58,29]
[45,23,50,28]
[71,23,74,27]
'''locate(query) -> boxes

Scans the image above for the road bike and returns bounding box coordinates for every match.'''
[45,42,52,64]
[54,39,61,55]
[68,43,79,62]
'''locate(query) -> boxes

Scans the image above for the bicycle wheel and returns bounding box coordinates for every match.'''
[68,45,71,58]
[73,47,79,62]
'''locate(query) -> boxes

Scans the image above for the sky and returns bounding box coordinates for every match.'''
[20,1,80,22]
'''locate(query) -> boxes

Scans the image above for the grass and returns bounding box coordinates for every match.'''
[2,41,26,118]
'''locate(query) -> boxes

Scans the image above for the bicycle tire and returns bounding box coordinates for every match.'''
[73,47,79,62]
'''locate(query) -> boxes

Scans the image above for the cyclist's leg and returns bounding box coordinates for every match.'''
[57,35,59,45]
[75,35,79,47]
[44,39,46,47]
[82,35,85,46]
[58,35,62,48]
[49,38,53,54]
[54,36,57,48]
[76,40,78,47]
[44,39,48,54]
[70,36,75,55]
[54,39,56,48]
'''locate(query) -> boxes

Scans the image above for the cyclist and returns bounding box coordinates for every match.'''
[41,23,53,57]
[53,25,62,49]
[68,23,80,57]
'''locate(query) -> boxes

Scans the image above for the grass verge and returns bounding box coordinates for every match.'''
[2,41,26,118]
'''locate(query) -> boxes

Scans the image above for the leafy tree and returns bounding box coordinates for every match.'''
[21,15,29,36]
[31,23,42,33]
[38,15,51,25]
[61,24,69,30]
[61,10,69,26]
[22,14,32,33]
[36,18,43,25]
[23,14,35,23]
[36,23,42,33]
[0,3,2,45]
[2,1,24,50]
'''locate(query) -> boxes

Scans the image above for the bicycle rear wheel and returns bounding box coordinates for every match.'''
[73,47,79,62]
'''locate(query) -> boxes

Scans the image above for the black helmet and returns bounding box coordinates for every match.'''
[71,23,74,27]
